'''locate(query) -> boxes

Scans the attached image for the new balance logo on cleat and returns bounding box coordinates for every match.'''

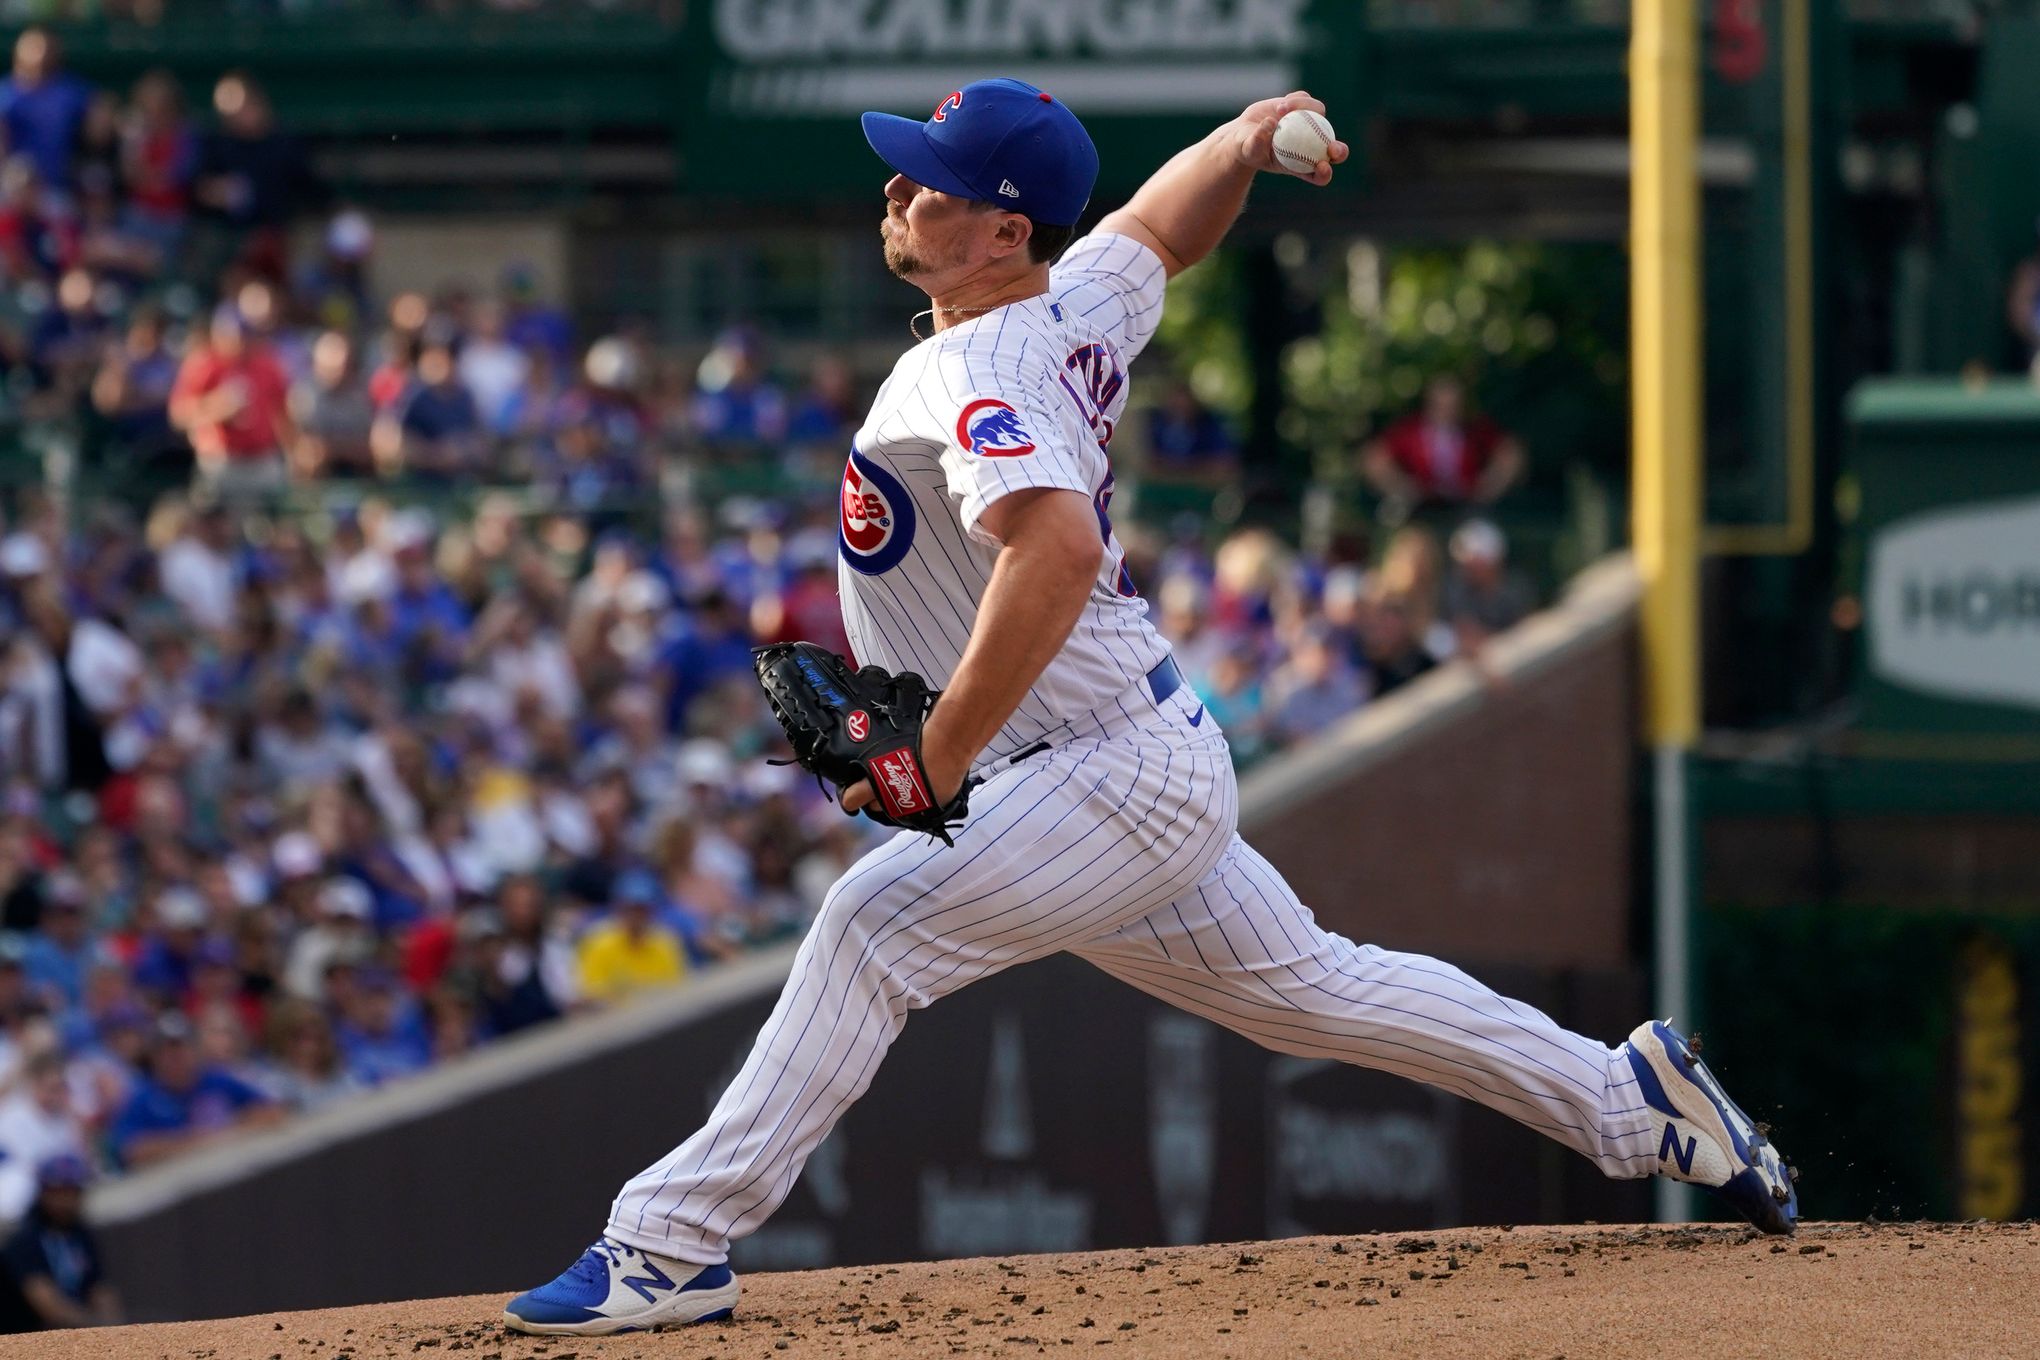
[618,1260,675,1304]
[1627,1020,1799,1234]
[504,1239,740,1336]
[1660,1123,1697,1176]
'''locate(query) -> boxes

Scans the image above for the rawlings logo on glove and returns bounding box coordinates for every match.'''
[752,642,971,845]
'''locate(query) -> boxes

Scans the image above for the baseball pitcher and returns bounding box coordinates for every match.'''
[504,80,1797,1336]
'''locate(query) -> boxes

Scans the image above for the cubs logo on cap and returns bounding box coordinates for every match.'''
[840,447,918,575]
[956,398,1036,458]
[861,77,1099,228]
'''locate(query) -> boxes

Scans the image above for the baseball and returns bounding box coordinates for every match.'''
[1271,108,1337,176]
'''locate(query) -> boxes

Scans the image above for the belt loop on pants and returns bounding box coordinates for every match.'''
[1145,655,1183,707]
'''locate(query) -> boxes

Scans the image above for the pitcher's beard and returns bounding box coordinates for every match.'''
[881,219,928,280]
[882,236,924,279]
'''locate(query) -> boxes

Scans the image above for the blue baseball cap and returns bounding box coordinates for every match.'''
[36,1154,91,1189]
[862,78,1099,228]
[613,869,661,908]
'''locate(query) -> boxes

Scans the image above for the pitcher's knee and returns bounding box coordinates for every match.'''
[813,869,948,994]
[815,874,897,957]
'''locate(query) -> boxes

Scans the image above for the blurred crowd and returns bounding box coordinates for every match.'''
[0,486,879,1192]
[0,27,862,507]
[0,32,317,415]
[1142,514,1535,765]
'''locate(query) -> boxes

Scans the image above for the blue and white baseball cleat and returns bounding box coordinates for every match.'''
[1626,1019,1800,1235]
[503,1237,740,1335]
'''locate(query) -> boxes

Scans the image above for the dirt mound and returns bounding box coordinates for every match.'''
[1,1222,2030,1360]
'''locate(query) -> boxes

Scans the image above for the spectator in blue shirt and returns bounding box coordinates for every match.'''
[377,338,481,481]
[0,1155,120,1332]
[109,1014,280,1169]
[1201,643,1271,765]
[332,967,430,1087]
[501,262,572,367]
[89,306,182,459]
[708,504,789,612]
[649,507,722,606]
[128,887,210,1005]
[21,879,94,1013]
[29,268,109,399]
[1266,623,1369,745]
[1145,379,1239,484]
[387,531,469,684]
[656,589,755,734]
[536,349,647,511]
[785,354,857,449]
[192,72,313,234]
[690,328,786,447]
[340,592,407,679]
[0,31,92,194]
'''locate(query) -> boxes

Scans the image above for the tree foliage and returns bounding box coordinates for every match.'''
[1292,240,1628,484]
[1157,239,1630,490]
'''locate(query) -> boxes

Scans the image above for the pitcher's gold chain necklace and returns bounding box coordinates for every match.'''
[910,305,1003,340]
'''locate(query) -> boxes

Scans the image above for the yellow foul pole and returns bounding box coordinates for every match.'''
[1632,0,1701,750]
[1630,0,1702,1224]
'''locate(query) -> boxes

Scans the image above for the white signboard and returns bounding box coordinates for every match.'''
[1865,494,2040,712]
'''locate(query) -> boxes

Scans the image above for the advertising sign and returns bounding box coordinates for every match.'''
[1847,379,2040,736]
[1864,495,2040,714]
[679,0,1363,200]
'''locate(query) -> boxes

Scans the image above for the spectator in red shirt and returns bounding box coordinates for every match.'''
[168,305,295,500]
[118,69,196,257]
[0,155,77,281]
[755,536,851,658]
[1361,375,1525,509]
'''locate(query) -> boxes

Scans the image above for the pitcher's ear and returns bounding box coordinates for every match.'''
[995,213,1033,256]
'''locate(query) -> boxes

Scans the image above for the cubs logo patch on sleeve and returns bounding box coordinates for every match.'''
[956,398,1037,458]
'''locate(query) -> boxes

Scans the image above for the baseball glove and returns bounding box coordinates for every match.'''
[752,641,970,846]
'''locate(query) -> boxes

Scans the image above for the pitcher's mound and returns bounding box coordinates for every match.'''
[1,1222,2031,1360]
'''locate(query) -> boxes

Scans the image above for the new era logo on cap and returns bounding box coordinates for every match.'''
[861,78,1099,227]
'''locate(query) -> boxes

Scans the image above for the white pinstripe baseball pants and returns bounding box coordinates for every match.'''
[607,689,1661,1263]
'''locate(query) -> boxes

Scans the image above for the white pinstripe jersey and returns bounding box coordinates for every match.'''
[837,231,1171,760]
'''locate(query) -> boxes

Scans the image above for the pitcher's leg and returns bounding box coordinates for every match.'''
[604,830,946,1263]
[607,735,1234,1263]
[1073,836,1659,1178]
